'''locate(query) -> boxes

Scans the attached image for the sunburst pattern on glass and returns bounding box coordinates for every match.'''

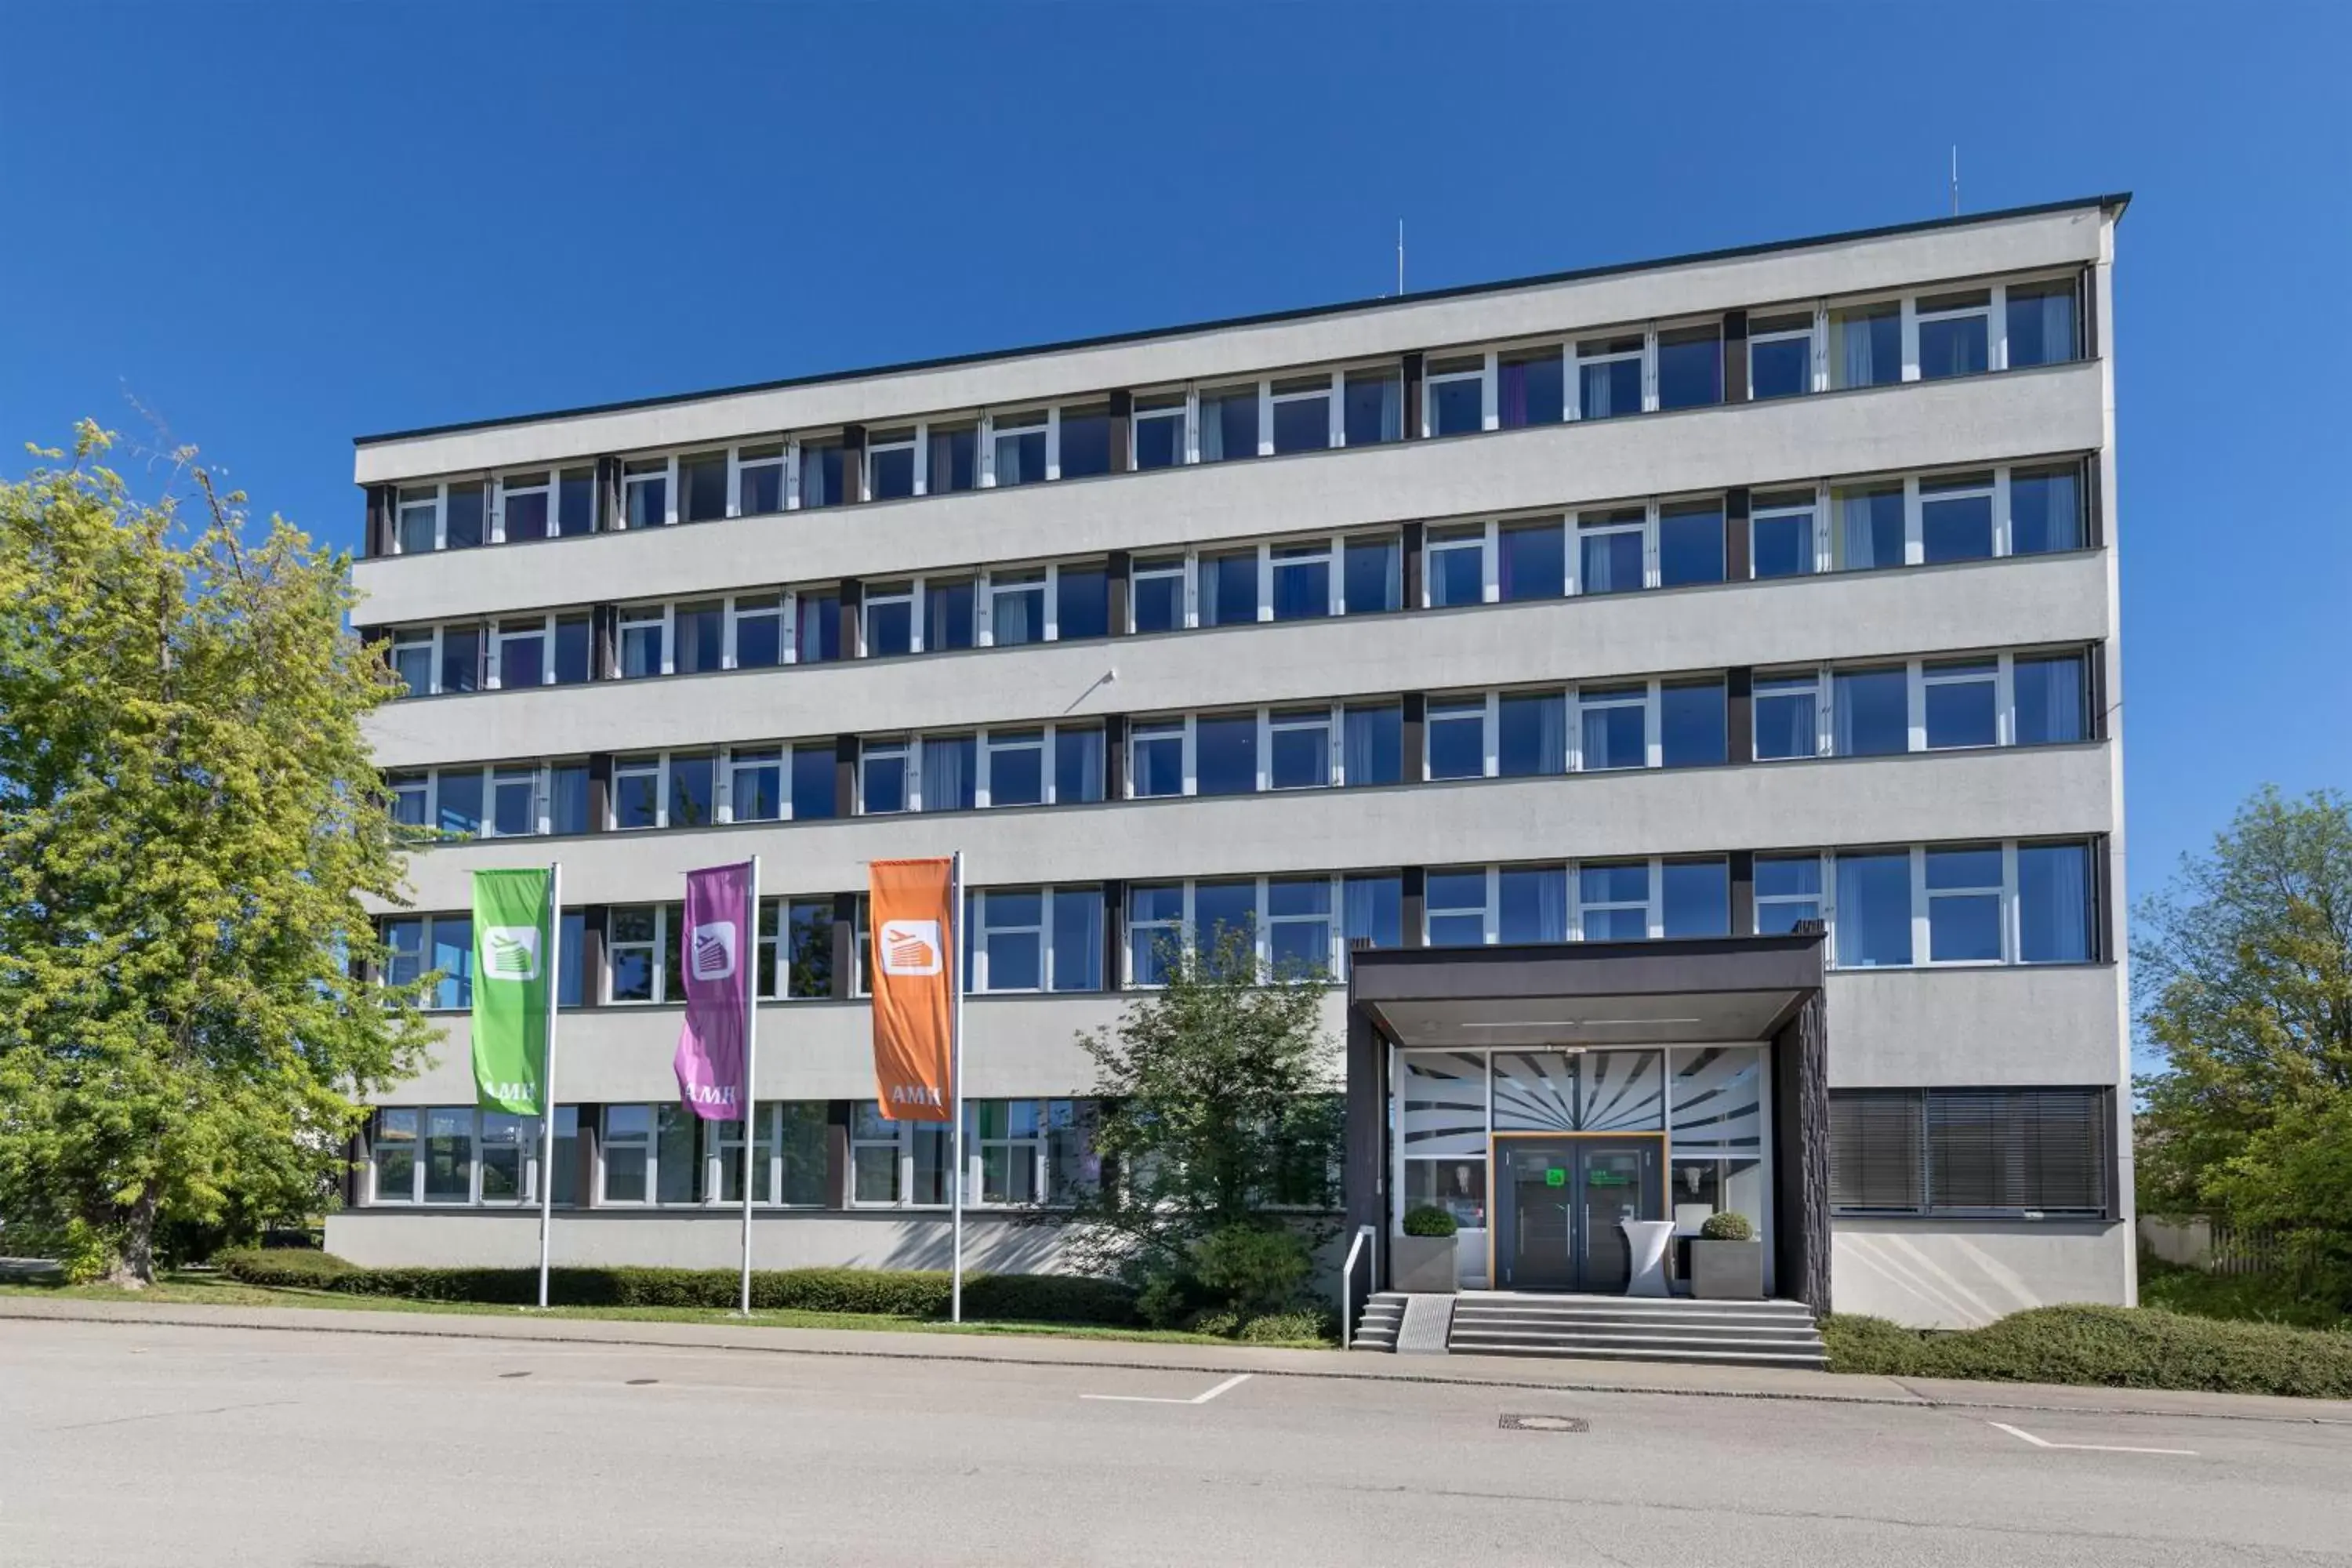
[1399,1051,1487,1155]
[1669,1047,1763,1154]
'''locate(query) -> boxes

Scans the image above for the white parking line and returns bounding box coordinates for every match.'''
[1082,1374,1253,1406]
[1988,1420,2198,1456]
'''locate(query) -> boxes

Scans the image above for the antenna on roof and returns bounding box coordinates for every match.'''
[1951,145,1961,216]
[1397,220,1405,296]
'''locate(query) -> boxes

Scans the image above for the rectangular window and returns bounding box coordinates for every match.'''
[423,1107,474,1201]
[1129,720,1185,799]
[1751,488,1818,579]
[396,488,437,555]
[866,430,916,501]
[1197,384,1259,463]
[1055,566,1109,641]
[1190,880,1257,964]
[1131,555,1185,633]
[612,756,659,830]
[1342,702,1403,787]
[1497,693,1566,778]
[1916,289,1991,381]
[618,609,664,680]
[1271,542,1331,621]
[1575,336,1642,420]
[673,601,724,675]
[1833,483,1905,571]
[798,440,845,509]
[605,906,661,1003]
[1425,868,1490,948]
[978,889,1045,992]
[391,631,434,697]
[436,770,483,837]
[1051,887,1103,992]
[851,1104,902,1205]
[1923,659,1998,750]
[1926,845,2004,963]
[669,753,714,828]
[442,484,486,550]
[987,571,1046,648]
[2006,281,2079,369]
[1131,396,1185,470]
[1342,534,1402,615]
[1127,882,1185,985]
[2009,463,2084,555]
[1662,858,1730,938]
[1657,499,1726,586]
[1059,405,1112,479]
[1919,473,1994,564]
[678,452,728,522]
[2019,842,2095,963]
[982,730,1044,808]
[1577,510,1644,595]
[1498,347,1564,427]
[1198,550,1259,628]
[1269,375,1332,455]
[428,916,473,1011]
[730,749,782,823]
[1497,520,1564,602]
[499,473,551,543]
[1265,877,1332,976]
[1426,527,1486,608]
[372,1109,417,1203]
[927,423,978,494]
[556,913,586,1009]
[861,740,909,815]
[864,583,914,658]
[490,766,536,838]
[1343,368,1403,446]
[496,619,546,689]
[736,443,784,516]
[1577,862,1650,942]
[1754,855,1822,934]
[1052,726,1105,804]
[1833,851,1912,967]
[971,1100,1044,1206]
[1660,680,1726,767]
[1831,303,1900,389]
[1754,673,1820,760]
[778,898,835,1000]
[795,590,842,666]
[990,412,1047,488]
[1498,866,1566,944]
[553,615,592,684]
[1269,707,1332,790]
[1828,1090,1922,1213]
[790,743,837,821]
[477,1111,529,1203]
[1578,684,1647,771]
[383,917,426,992]
[1834,1087,2107,1215]
[1832,667,1909,757]
[920,735,975,812]
[1426,699,1487,781]
[909,578,970,652]
[439,625,481,695]
[2015,653,2088,746]
[1748,310,1814,401]
[601,1104,652,1203]
[1195,713,1258,797]
[1657,323,1722,410]
[1425,355,1484,437]
[1343,873,1403,953]
[388,771,428,828]
[622,459,669,529]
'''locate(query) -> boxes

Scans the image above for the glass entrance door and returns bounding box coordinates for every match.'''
[1494,1138,1662,1292]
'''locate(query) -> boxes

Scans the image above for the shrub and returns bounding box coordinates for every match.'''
[1823,1305,2352,1398]
[1402,1205,1458,1239]
[1189,1225,1312,1318]
[209,1253,1136,1326]
[1698,1211,1755,1242]
[1237,1308,1334,1345]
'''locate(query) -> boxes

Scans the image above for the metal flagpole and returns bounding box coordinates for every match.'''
[949,849,966,1324]
[536,862,561,1312]
[739,855,760,1316]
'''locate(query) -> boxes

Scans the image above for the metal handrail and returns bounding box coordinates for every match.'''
[1339,1224,1376,1350]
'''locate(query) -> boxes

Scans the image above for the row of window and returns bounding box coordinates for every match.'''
[366,1098,1093,1210]
[1829,1087,2110,1216]
[387,646,2092,839]
[381,456,2091,699]
[376,269,2086,557]
[382,837,2100,1011]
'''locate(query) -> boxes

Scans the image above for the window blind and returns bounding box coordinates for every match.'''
[1831,1087,2106,1216]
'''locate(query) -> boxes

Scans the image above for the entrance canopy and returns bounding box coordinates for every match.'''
[1350,934,1824,1051]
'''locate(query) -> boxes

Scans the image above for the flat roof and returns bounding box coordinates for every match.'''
[354,193,2129,448]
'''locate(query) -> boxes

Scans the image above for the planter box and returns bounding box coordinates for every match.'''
[1390,1234,1459,1294]
[1690,1239,1764,1301]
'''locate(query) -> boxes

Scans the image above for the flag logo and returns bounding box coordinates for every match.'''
[690,921,738,982]
[482,926,541,982]
[880,919,942,976]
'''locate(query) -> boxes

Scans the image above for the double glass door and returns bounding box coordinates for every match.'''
[1493,1138,1661,1292]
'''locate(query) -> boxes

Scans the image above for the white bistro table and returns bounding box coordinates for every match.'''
[1620,1219,1676,1298]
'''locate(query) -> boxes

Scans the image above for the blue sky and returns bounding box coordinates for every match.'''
[2,2,2345,957]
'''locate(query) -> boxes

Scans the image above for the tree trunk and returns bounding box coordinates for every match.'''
[104,1182,162,1289]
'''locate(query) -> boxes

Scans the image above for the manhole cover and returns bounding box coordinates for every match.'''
[1499,1414,1588,1432]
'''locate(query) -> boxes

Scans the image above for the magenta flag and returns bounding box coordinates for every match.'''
[674,861,754,1120]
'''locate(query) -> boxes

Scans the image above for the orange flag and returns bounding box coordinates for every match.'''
[867,858,954,1121]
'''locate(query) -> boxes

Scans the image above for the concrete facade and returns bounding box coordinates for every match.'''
[344,196,2132,1326]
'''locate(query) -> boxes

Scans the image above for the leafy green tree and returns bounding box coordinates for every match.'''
[1058,925,1342,1327]
[0,426,430,1284]
[2136,786,2352,1298]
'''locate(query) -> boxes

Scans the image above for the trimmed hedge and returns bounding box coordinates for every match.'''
[1822,1305,2352,1399]
[214,1251,1137,1326]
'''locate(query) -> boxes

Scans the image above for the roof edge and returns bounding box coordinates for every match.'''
[354,192,2131,451]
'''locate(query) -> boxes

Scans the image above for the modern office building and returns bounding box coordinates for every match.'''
[333,194,2131,1330]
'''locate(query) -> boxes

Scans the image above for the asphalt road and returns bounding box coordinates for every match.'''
[4,1319,2348,1567]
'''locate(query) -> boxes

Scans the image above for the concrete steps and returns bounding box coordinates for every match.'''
[1446,1293,1828,1369]
[1348,1291,1408,1352]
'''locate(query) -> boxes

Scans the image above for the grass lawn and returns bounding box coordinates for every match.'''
[0,1270,1331,1348]
[2136,1254,2349,1332]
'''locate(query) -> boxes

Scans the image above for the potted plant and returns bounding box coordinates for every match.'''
[1689,1210,1763,1301]
[1392,1205,1460,1294]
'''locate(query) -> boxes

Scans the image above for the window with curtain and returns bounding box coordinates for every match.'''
[927,424,978,494]
[2018,843,2094,963]
[1578,514,1644,594]
[1053,727,1105,804]
[2015,653,2088,745]
[1832,667,1908,757]
[1197,385,1258,463]
[1577,336,1642,419]
[1835,484,1905,570]
[1497,348,1564,427]
[925,579,977,650]
[1497,521,1565,601]
[1342,535,1401,614]
[1497,693,1566,777]
[1754,674,1821,760]
[992,413,1047,487]
[1342,702,1403,786]
[1751,491,1817,579]
[1343,369,1402,446]
[2006,281,2079,368]
[1579,686,1646,771]
[1660,681,1726,767]
[989,573,1045,646]
[1342,873,1402,956]
[920,735,975,812]
[795,590,841,664]
[1915,290,1991,380]
[1833,851,1911,967]
[1195,715,1258,797]
[1831,304,1900,389]
[2009,464,2083,555]
[1498,867,1567,943]
[1577,862,1650,942]
[1656,324,1722,409]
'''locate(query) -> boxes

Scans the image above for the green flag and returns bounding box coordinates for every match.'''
[470,868,554,1114]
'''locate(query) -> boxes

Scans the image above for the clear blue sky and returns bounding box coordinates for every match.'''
[3,3,2345,963]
